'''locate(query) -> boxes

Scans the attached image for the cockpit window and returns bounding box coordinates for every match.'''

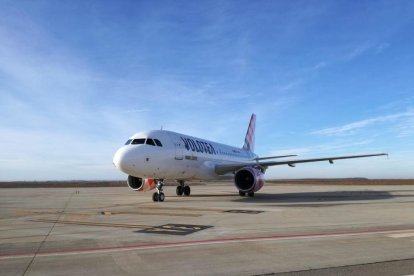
[130,137,161,146]
[125,139,132,145]
[146,138,156,146]
[131,138,146,144]
[154,139,162,147]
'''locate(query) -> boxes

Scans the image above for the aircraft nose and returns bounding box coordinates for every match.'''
[113,147,132,173]
[113,148,122,169]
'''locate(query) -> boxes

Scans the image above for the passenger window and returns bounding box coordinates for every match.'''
[146,139,156,146]
[125,139,132,145]
[154,139,163,147]
[131,138,146,144]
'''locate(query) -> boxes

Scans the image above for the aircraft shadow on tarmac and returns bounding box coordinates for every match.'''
[231,190,399,204]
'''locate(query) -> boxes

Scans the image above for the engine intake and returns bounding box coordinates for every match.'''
[127,175,156,192]
[234,167,265,193]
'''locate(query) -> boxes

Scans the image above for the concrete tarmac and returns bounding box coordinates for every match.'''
[1,183,414,275]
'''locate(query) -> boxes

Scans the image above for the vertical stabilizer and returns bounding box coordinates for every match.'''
[242,113,256,152]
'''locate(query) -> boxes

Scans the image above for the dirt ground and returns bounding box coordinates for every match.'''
[1,179,413,188]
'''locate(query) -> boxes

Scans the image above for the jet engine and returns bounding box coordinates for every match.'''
[127,175,156,192]
[234,167,265,193]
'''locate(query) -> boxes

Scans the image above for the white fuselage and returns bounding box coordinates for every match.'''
[113,130,257,180]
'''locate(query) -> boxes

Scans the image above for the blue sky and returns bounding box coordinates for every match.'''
[1,0,413,180]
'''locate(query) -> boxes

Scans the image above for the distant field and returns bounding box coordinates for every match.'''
[0,179,413,188]
[0,180,206,188]
[267,179,414,185]
[0,181,126,188]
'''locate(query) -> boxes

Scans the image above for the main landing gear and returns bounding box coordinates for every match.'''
[152,179,165,202]
[176,180,191,196]
[239,191,254,197]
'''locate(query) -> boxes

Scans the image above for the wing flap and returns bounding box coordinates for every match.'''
[254,154,297,161]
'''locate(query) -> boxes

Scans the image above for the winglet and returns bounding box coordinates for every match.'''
[242,113,256,152]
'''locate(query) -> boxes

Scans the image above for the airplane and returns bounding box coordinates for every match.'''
[113,113,387,202]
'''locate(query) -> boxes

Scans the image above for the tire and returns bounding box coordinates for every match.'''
[183,186,191,196]
[159,193,165,202]
[248,192,254,197]
[152,192,159,202]
[176,186,183,196]
[239,191,246,196]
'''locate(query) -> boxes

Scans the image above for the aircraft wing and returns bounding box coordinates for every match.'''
[254,154,297,161]
[214,153,388,175]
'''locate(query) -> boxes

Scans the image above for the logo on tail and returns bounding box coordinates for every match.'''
[242,113,256,152]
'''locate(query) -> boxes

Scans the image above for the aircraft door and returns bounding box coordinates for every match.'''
[168,133,183,160]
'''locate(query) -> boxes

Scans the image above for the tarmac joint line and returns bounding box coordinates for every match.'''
[30,219,213,235]
[3,226,414,260]
[30,219,153,229]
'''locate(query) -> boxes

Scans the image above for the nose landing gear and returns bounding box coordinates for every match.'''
[152,179,165,202]
[152,180,191,202]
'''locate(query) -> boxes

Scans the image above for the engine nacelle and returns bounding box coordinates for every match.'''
[234,167,265,193]
[127,175,156,192]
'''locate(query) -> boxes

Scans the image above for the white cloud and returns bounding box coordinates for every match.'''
[313,61,327,71]
[277,80,304,92]
[269,140,374,157]
[346,44,374,60]
[375,42,390,54]
[344,42,391,61]
[396,117,414,137]
[311,111,414,136]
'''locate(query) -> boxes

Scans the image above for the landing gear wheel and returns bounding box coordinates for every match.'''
[176,186,183,196]
[239,191,246,196]
[248,192,255,197]
[183,186,191,196]
[153,179,165,202]
[159,192,165,202]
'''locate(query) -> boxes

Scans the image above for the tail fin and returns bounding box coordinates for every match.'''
[242,113,256,152]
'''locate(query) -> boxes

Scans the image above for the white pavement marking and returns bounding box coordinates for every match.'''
[388,232,414,238]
